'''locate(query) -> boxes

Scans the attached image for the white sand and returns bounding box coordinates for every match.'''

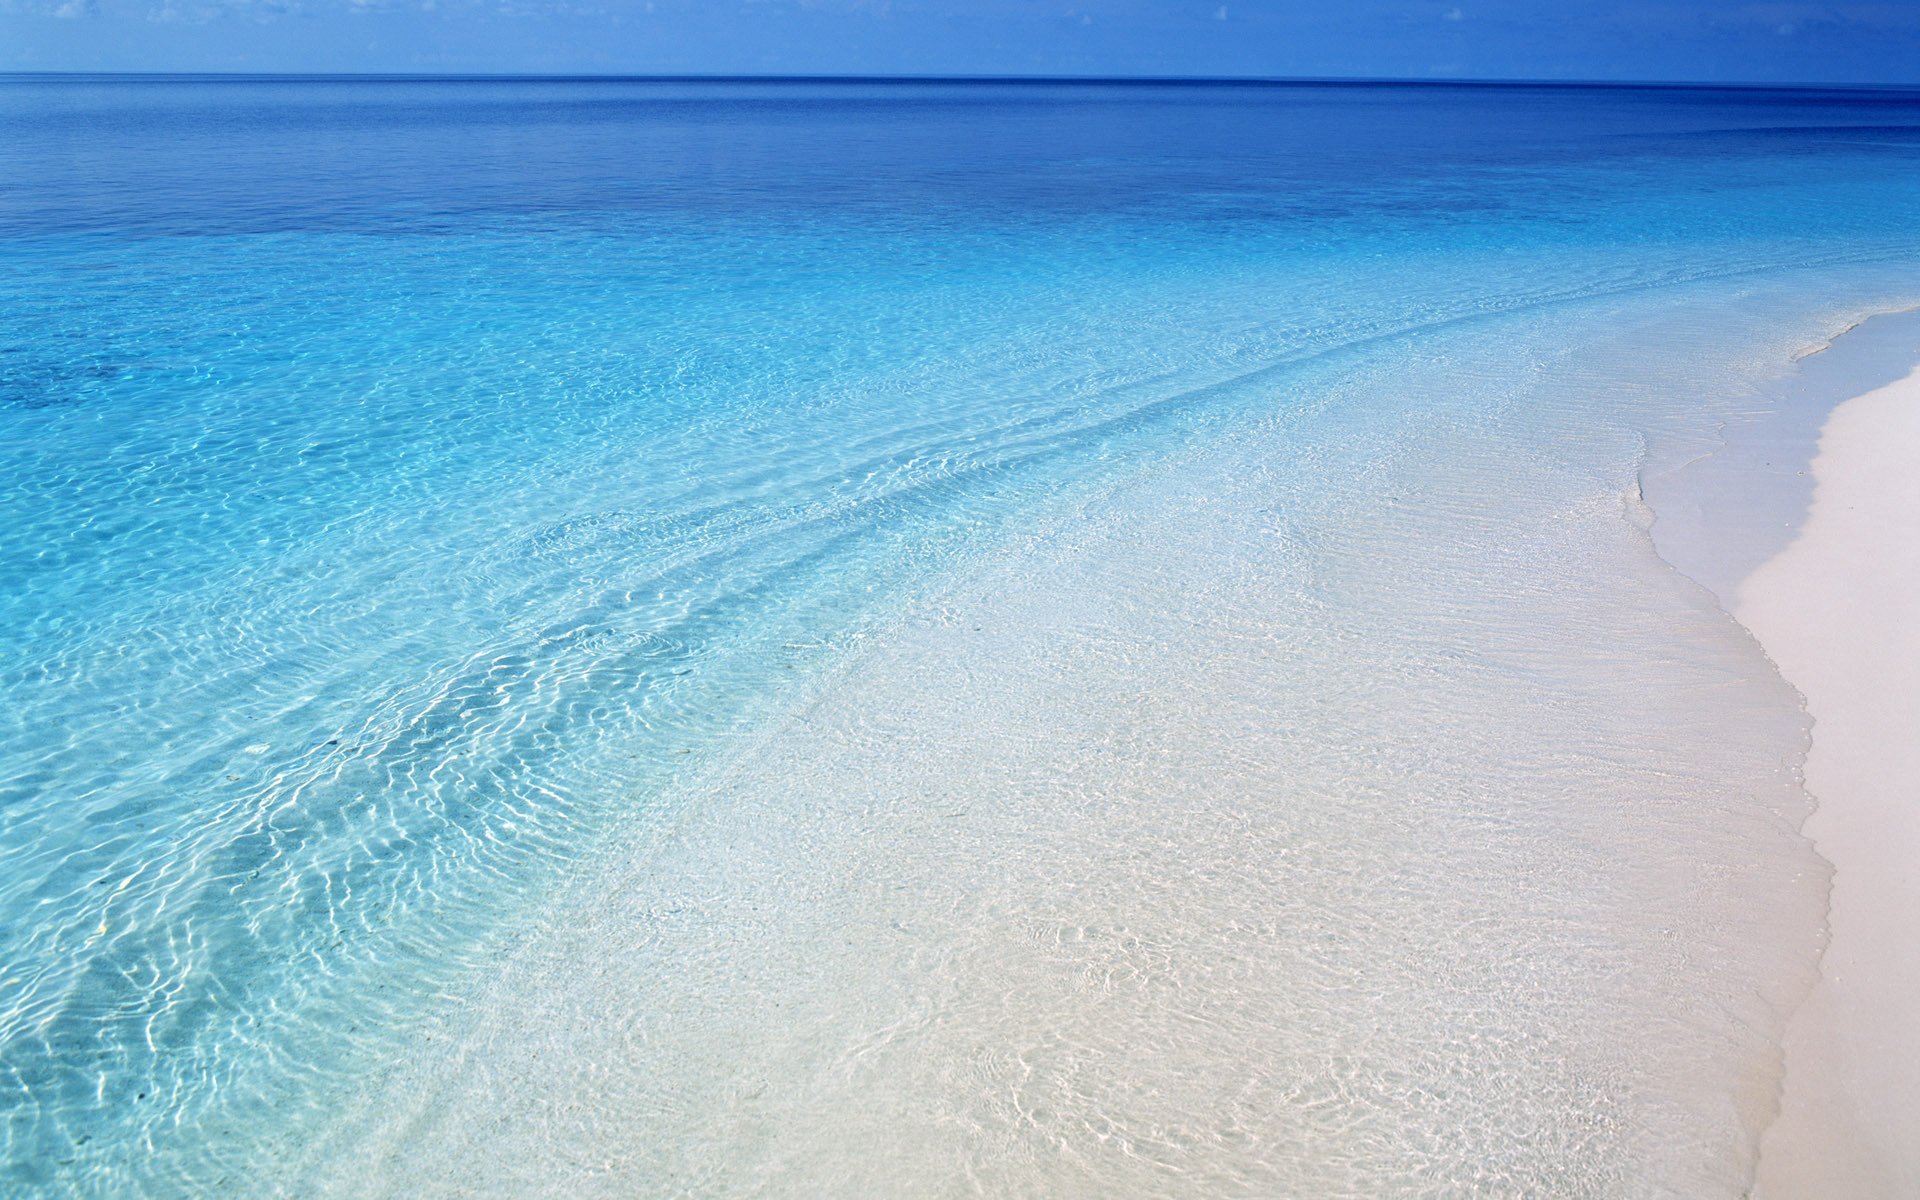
[1744,367,1920,1198]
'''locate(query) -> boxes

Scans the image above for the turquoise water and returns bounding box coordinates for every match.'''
[3,79,1920,1195]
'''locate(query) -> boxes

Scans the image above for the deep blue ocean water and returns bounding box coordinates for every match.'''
[3,78,1920,1195]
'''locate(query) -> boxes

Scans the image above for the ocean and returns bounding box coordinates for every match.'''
[2,77,1919,1195]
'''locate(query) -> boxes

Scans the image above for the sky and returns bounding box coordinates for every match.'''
[3,0,1920,83]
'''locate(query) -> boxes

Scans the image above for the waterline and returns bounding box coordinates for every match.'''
[5,78,1920,1194]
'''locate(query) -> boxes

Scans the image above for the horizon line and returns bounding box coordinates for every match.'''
[4,70,1920,93]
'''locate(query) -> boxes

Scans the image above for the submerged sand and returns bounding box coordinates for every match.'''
[1742,364,1920,1198]
[298,302,1848,1197]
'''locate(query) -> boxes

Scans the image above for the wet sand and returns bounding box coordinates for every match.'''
[301,310,1838,1198]
[1742,363,1920,1198]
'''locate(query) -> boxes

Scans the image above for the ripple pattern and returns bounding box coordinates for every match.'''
[2,78,1920,1194]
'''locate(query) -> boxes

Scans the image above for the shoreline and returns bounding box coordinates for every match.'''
[299,295,1857,1197]
[269,299,1917,1198]
[1739,359,1920,1197]
[1647,308,1920,1197]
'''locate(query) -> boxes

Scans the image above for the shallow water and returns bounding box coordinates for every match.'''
[3,79,1920,1195]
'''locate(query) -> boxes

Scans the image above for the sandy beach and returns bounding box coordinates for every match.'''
[1742,362,1920,1197]
[9,73,1920,1195]
[293,304,1855,1197]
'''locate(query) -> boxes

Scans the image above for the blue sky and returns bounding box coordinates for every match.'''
[4,0,1920,82]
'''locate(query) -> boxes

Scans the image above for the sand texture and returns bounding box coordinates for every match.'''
[1745,366,1920,1198]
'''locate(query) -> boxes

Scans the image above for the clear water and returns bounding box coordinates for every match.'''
[2,78,1919,1196]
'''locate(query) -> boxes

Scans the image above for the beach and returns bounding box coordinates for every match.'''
[298,300,1857,1197]
[298,308,1920,1199]
[1640,309,1920,1198]
[1739,360,1920,1197]
[5,78,1920,1195]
